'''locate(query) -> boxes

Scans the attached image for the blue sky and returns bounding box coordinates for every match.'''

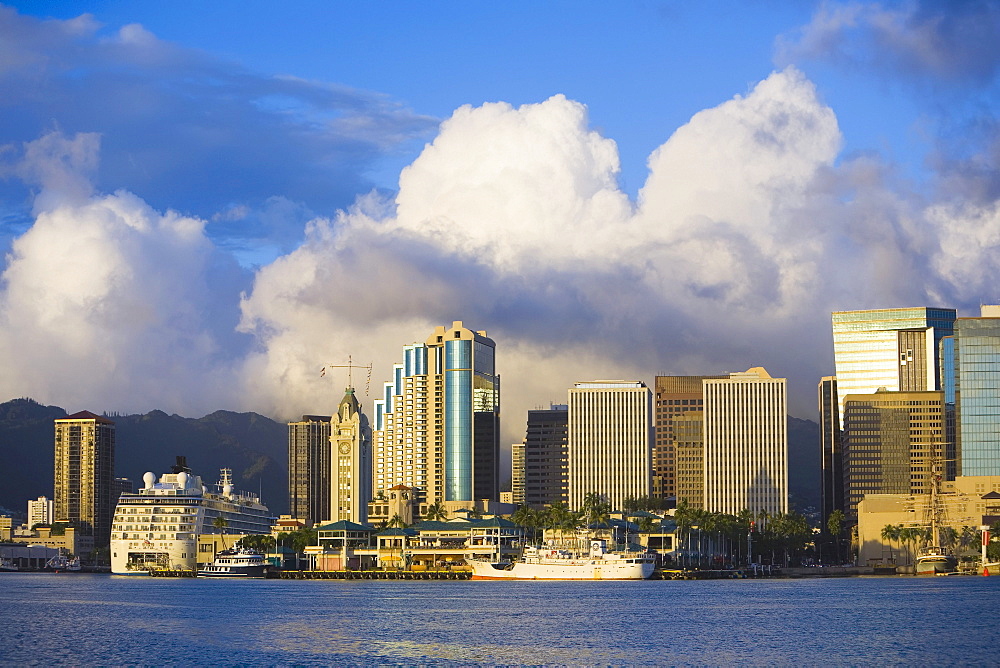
[1,1,999,432]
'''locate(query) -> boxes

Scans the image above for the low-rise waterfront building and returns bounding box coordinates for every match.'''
[856,475,1000,567]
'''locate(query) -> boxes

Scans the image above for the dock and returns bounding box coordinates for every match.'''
[278,569,471,580]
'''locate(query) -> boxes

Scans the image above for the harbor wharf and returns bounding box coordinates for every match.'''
[148,569,196,577]
[279,569,472,580]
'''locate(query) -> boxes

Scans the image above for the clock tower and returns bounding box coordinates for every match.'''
[329,387,372,524]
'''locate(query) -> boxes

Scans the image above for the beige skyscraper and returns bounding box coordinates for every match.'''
[673,411,705,510]
[372,321,499,513]
[703,369,787,516]
[567,381,651,511]
[54,411,115,546]
[329,387,371,524]
[653,375,725,501]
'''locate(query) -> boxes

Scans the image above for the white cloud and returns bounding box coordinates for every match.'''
[0,131,249,415]
[4,64,998,449]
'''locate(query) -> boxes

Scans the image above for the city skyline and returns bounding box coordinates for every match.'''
[1,2,999,455]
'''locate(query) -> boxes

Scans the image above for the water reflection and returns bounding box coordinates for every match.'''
[1,574,998,665]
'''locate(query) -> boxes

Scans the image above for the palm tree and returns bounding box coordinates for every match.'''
[213,515,229,550]
[580,493,611,534]
[881,524,900,563]
[424,500,448,522]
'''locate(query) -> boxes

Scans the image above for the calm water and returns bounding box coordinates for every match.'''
[1,573,998,665]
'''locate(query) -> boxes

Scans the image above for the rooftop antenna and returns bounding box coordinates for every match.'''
[320,355,373,395]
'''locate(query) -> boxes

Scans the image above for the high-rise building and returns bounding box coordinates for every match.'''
[955,307,1000,476]
[53,411,115,546]
[653,375,725,502]
[330,387,372,524]
[832,307,956,426]
[521,405,569,509]
[673,411,704,510]
[373,321,499,511]
[27,495,54,528]
[288,415,331,526]
[818,376,844,526]
[567,381,651,511]
[842,389,945,520]
[703,369,787,516]
[511,442,526,506]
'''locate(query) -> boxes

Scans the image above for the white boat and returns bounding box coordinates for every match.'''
[197,548,270,578]
[0,557,18,572]
[915,546,958,576]
[467,540,656,580]
[110,457,273,575]
[44,555,80,572]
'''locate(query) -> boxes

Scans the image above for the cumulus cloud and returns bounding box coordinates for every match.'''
[0,131,250,414]
[4,55,998,451]
[237,69,870,432]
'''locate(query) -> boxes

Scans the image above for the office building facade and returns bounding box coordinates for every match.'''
[955,308,1000,476]
[832,307,956,425]
[567,381,651,511]
[673,411,705,510]
[288,415,331,526]
[373,321,499,510]
[841,389,945,520]
[53,411,115,546]
[511,442,526,506]
[520,405,569,509]
[653,375,725,502]
[703,369,787,516]
[818,376,844,526]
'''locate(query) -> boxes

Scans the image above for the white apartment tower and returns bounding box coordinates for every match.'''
[28,495,54,528]
[703,368,788,516]
[567,381,652,511]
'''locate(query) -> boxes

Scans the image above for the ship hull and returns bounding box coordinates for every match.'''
[468,558,654,580]
[915,555,958,576]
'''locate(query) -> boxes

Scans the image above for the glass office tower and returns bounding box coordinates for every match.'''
[832,307,956,426]
[955,313,1000,476]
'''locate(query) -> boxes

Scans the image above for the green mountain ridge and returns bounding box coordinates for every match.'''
[0,398,289,517]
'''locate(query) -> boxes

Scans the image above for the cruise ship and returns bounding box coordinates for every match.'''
[110,457,273,574]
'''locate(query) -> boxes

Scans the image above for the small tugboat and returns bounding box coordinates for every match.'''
[197,548,270,578]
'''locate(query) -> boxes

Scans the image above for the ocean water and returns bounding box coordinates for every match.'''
[0,573,997,666]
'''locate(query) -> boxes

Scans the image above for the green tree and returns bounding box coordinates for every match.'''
[881,524,900,563]
[213,515,229,549]
[423,500,448,522]
[238,534,276,553]
[827,509,845,563]
[580,493,611,530]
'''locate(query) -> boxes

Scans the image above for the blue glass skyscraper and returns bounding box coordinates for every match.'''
[955,308,1000,476]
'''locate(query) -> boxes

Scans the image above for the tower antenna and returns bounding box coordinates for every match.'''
[320,355,373,395]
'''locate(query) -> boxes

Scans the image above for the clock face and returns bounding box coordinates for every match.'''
[339,442,351,454]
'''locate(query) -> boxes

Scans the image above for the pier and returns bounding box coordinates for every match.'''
[278,569,471,580]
